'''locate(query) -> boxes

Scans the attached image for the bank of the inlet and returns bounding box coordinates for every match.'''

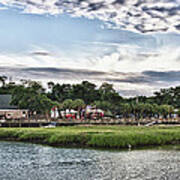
[0,126,180,149]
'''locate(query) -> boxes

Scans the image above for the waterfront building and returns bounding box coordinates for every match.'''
[0,94,28,120]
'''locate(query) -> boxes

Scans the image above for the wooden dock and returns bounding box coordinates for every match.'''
[0,118,180,127]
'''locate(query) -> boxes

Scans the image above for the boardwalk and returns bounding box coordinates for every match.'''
[0,118,180,127]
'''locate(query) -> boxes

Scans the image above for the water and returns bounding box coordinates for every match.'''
[0,142,180,180]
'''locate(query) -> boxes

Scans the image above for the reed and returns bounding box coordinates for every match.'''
[0,126,179,149]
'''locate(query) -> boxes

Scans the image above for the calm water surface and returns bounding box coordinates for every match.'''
[0,142,180,180]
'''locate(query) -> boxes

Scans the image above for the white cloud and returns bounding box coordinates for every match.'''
[87,45,180,73]
[0,44,180,97]
[0,7,7,10]
[1,44,180,75]
[0,0,180,33]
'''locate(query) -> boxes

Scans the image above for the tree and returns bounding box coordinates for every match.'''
[50,83,72,102]
[37,94,55,120]
[47,81,55,90]
[0,76,7,87]
[27,81,45,93]
[72,99,85,118]
[93,100,115,116]
[71,81,99,104]
[159,105,174,119]
[167,105,174,118]
[72,99,85,110]
[132,103,144,120]
[20,79,28,86]
[0,83,18,95]
[62,99,73,110]
[143,103,153,118]
[158,105,169,119]
[10,84,54,119]
[120,103,132,118]
[99,82,122,104]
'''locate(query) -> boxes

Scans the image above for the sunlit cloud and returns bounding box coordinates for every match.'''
[1,0,180,33]
[88,45,180,73]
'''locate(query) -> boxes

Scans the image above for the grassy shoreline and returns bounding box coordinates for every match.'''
[0,126,180,150]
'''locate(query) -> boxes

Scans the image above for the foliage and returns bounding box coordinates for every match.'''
[0,76,7,87]
[93,101,113,111]
[72,99,85,110]
[10,82,54,116]
[0,78,179,119]
[62,99,73,110]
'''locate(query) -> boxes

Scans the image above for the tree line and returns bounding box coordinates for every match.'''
[0,76,179,119]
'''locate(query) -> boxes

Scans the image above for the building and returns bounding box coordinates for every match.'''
[85,106,104,119]
[0,95,28,120]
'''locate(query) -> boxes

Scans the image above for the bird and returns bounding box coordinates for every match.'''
[128,144,132,150]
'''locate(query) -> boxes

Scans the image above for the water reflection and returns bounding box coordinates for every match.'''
[0,142,179,180]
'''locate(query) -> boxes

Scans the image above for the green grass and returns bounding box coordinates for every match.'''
[0,125,180,149]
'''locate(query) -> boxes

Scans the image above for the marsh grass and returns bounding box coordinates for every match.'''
[0,126,179,149]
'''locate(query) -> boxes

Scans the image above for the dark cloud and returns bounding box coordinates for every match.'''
[113,0,125,5]
[2,67,180,86]
[1,67,180,96]
[137,53,159,58]
[25,67,106,76]
[143,5,180,16]
[142,70,180,82]
[175,24,180,30]
[104,76,150,84]
[31,52,51,56]
[98,70,180,85]
[87,2,105,11]
[134,24,168,33]
[0,67,106,81]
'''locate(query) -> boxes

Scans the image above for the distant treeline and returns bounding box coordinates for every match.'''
[0,76,180,119]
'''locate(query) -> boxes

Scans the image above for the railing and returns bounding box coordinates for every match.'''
[0,118,180,127]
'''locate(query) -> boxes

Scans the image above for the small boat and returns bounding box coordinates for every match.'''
[43,122,57,128]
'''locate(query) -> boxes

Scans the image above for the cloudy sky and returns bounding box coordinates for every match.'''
[0,0,180,97]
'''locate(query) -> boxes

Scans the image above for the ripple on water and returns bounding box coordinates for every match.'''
[0,142,180,180]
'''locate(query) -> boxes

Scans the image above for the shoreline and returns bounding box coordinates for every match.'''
[0,125,180,150]
[1,138,180,152]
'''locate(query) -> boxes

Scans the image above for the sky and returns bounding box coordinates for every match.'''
[0,0,180,97]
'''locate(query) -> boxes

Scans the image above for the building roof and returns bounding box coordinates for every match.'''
[0,95,17,109]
